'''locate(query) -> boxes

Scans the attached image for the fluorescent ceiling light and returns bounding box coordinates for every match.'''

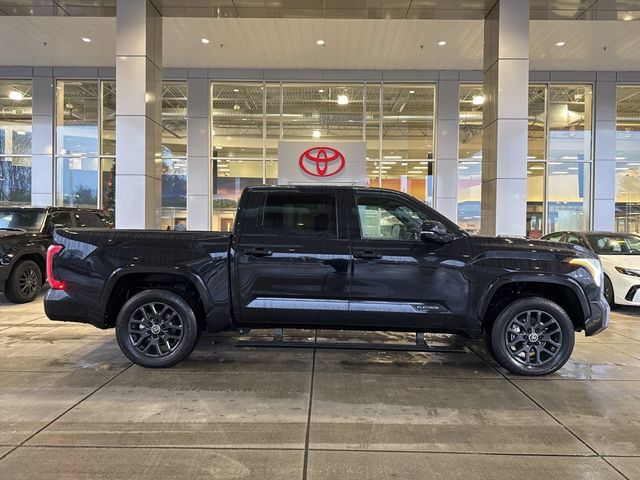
[8,91,23,101]
[312,130,321,139]
[233,88,239,92]
[530,166,545,170]
[16,130,26,135]
[458,166,469,170]
[556,41,566,47]
[438,41,446,46]
[337,94,349,105]
[472,95,484,105]
[316,39,325,46]
[318,89,324,93]
[201,38,210,44]
[409,90,415,94]
[82,37,91,43]
[383,155,403,159]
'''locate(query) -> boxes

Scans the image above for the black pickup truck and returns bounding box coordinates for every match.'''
[44,186,609,376]
[1,206,112,303]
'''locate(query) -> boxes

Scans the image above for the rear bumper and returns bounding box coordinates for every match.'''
[44,288,107,329]
[584,296,610,336]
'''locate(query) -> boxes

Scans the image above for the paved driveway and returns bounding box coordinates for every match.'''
[0,292,639,479]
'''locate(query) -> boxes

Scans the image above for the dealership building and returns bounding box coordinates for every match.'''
[0,0,639,237]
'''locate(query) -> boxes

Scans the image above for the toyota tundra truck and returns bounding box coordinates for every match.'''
[44,186,609,376]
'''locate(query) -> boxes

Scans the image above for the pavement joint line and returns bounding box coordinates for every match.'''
[601,456,632,480]
[604,343,640,362]
[302,329,318,480]
[0,362,134,464]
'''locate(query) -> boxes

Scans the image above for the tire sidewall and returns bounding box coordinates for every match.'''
[490,297,575,376]
[604,275,616,309]
[6,260,42,303]
[115,289,199,368]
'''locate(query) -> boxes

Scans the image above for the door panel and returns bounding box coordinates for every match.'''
[234,190,351,326]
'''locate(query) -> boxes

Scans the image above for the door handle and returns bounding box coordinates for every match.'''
[353,250,382,260]
[245,247,273,257]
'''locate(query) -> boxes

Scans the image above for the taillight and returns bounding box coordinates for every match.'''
[46,244,65,290]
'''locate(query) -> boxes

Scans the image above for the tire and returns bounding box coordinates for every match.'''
[115,289,199,368]
[4,260,42,304]
[489,297,575,376]
[604,275,616,310]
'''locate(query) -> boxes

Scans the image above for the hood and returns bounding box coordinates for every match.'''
[599,254,640,272]
[464,235,595,260]
[0,230,27,240]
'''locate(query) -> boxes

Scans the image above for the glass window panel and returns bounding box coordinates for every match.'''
[382,85,434,160]
[161,158,187,230]
[548,85,592,161]
[162,82,187,158]
[56,80,99,156]
[212,159,264,232]
[459,85,483,160]
[366,83,381,162]
[0,80,32,155]
[528,85,546,160]
[0,156,31,205]
[615,161,640,233]
[546,162,591,233]
[265,83,280,160]
[101,157,115,213]
[212,82,264,159]
[101,81,116,156]
[526,162,545,238]
[457,161,482,234]
[55,157,99,208]
[260,192,337,238]
[616,86,640,163]
[380,160,433,206]
[282,83,363,143]
[367,159,380,188]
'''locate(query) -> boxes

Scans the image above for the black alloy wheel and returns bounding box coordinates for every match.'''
[603,275,616,309]
[5,260,42,303]
[490,297,575,376]
[116,289,199,368]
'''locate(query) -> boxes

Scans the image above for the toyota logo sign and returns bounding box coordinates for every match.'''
[298,146,346,177]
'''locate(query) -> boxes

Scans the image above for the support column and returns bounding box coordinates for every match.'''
[480,0,530,236]
[115,0,162,228]
[592,72,617,231]
[187,74,211,231]
[31,70,54,206]
[435,75,460,222]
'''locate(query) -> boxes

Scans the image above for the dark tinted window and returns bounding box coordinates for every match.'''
[50,211,74,228]
[259,193,337,238]
[74,212,107,228]
[0,209,46,232]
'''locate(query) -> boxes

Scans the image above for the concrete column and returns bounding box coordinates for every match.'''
[31,70,54,206]
[115,0,162,228]
[435,76,460,222]
[480,0,530,236]
[592,72,617,231]
[186,74,211,231]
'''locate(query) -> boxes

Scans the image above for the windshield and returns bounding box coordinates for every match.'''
[0,209,46,232]
[586,234,640,255]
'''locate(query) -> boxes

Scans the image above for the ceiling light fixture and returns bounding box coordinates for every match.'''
[624,14,633,21]
[82,37,92,43]
[438,41,447,46]
[316,39,325,46]
[318,89,324,93]
[337,94,349,105]
[556,41,566,47]
[201,38,210,44]
[409,90,415,94]
[233,88,239,92]
[8,91,23,101]
[312,130,321,139]
[472,95,484,105]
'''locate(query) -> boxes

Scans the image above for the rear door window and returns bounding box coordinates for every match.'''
[259,192,338,238]
[75,212,107,228]
[50,211,74,228]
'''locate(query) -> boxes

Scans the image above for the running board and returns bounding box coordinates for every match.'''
[235,329,469,353]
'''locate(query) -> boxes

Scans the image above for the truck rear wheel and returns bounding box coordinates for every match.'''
[5,259,42,304]
[115,289,199,368]
[490,297,575,376]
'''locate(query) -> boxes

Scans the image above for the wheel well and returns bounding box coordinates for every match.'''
[104,273,207,329]
[13,254,46,285]
[482,282,585,333]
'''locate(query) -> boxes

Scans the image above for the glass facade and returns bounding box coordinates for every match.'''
[0,80,32,205]
[210,81,435,230]
[616,85,640,232]
[458,85,483,233]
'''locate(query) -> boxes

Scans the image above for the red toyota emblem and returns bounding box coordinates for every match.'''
[299,146,346,177]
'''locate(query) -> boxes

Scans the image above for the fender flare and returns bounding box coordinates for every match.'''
[477,273,591,324]
[99,265,214,314]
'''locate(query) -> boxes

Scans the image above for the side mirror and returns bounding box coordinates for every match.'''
[420,220,452,243]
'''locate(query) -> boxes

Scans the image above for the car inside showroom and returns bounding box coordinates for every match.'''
[1,1,640,479]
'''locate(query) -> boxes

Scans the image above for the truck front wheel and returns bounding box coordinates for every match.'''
[490,297,575,376]
[115,289,199,368]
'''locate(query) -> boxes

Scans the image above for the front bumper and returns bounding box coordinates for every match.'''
[584,296,610,336]
[614,274,640,306]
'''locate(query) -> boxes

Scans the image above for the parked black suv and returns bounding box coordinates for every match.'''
[44,186,609,376]
[0,206,112,303]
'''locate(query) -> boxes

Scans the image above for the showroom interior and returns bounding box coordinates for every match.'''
[2,1,640,479]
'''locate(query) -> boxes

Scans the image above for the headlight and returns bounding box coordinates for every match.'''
[615,266,640,277]
[569,257,603,288]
